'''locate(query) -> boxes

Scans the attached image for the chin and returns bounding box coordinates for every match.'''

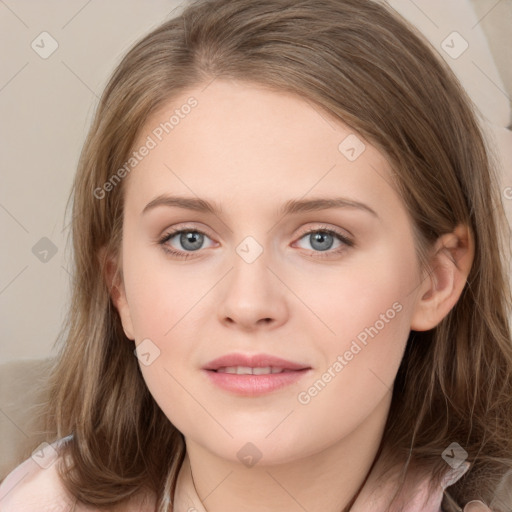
[203,432,314,467]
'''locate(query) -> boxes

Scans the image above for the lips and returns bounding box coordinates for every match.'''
[203,353,310,372]
[202,353,312,396]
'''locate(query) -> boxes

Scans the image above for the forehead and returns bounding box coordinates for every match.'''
[124,79,399,219]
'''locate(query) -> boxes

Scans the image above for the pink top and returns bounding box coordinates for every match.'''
[0,436,470,511]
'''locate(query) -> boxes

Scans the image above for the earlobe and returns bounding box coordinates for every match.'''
[410,224,474,332]
[98,246,136,340]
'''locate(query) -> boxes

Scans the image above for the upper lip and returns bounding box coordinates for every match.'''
[203,353,311,371]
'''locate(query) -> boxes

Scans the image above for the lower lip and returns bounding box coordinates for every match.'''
[203,369,311,396]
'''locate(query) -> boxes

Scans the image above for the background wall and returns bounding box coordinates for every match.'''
[0,0,183,363]
[1,0,511,364]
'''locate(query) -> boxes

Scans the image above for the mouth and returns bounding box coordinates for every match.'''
[202,353,312,396]
[212,366,304,375]
[203,353,311,372]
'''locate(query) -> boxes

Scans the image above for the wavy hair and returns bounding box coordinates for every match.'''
[17,0,512,510]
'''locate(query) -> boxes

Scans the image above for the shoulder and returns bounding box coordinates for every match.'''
[0,436,90,512]
[0,436,157,512]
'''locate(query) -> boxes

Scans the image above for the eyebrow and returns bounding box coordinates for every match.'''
[142,194,378,218]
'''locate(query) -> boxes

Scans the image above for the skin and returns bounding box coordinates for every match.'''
[108,79,474,511]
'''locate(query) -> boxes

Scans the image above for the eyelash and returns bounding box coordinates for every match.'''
[157,224,354,260]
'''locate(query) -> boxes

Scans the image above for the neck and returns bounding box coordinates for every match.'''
[176,393,394,512]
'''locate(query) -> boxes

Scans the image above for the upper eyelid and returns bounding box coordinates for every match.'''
[160,222,351,238]
[295,224,351,238]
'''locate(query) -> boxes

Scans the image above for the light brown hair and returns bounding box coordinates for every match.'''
[18,0,512,510]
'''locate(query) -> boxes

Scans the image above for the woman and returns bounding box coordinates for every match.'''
[1,0,511,510]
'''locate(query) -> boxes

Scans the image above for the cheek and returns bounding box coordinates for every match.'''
[121,247,211,414]
[122,246,204,340]
[302,245,417,351]
[295,244,418,405]
[291,267,414,451]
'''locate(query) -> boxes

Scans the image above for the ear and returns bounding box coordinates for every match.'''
[98,246,135,340]
[410,223,474,331]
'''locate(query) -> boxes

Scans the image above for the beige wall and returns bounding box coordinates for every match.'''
[1,0,511,364]
[0,0,183,363]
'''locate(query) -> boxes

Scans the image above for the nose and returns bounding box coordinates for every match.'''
[218,242,289,331]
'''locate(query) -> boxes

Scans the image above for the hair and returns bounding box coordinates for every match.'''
[19,0,512,510]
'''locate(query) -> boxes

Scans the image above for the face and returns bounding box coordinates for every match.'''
[113,79,427,465]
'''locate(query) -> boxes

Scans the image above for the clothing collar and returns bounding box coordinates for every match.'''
[173,452,470,512]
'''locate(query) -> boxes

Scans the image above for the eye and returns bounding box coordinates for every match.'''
[293,225,354,258]
[157,224,354,260]
[158,227,215,259]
